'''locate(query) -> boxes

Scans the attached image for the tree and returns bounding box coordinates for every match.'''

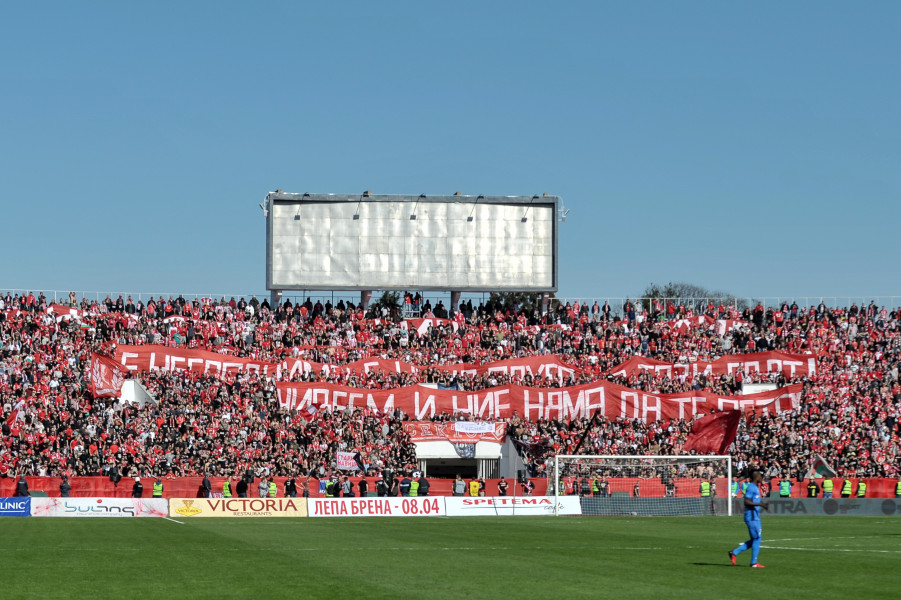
[372,291,401,311]
[486,292,557,314]
[639,282,751,311]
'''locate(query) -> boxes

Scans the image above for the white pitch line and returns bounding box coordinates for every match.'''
[761,546,901,554]
[766,536,877,543]
[290,545,665,552]
[164,517,184,525]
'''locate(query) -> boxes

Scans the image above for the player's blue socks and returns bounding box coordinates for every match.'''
[732,540,751,556]
[750,538,761,564]
[732,538,761,564]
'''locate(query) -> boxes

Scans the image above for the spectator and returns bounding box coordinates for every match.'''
[1,293,900,491]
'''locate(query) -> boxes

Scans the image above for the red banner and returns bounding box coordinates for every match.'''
[285,351,813,382]
[683,410,742,454]
[89,353,127,398]
[279,354,577,381]
[664,315,715,335]
[277,380,803,423]
[401,318,459,336]
[402,421,507,443]
[608,351,816,379]
[114,345,279,377]
[114,345,815,392]
[428,355,578,381]
[47,304,90,322]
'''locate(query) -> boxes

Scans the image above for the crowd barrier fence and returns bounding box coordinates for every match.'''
[2,476,896,499]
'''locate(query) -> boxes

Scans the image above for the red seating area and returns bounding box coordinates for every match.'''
[1,292,899,495]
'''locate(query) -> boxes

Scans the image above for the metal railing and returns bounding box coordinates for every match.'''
[552,297,901,312]
[2,289,899,312]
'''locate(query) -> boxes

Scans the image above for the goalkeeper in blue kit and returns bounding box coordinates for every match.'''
[729,469,770,568]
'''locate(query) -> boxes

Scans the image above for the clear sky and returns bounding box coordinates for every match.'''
[1,2,899,304]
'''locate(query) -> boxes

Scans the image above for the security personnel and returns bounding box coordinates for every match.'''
[841,478,853,498]
[779,479,791,498]
[580,477,592,497]
[806,479,819,498]
[268,478,277,498]
[399,475,412,496]
[822,478,834,498]
[700,479,711,497]
[223,478,232,498]
[469,478,480,497]
[592,476,601,497]
[409,477,420,497]
[152,477,164,498]
[856,480,867,498]
[896,479,901,498]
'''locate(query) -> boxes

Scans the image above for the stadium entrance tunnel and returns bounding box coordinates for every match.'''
[422,459,478,479]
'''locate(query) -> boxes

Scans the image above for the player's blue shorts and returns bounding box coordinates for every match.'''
[744,517,761,540]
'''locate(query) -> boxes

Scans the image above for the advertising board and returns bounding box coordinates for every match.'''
[308,496,445,517]
[0,497,31,517]
[444,496,582,516]
[31,498,168,517]
[169,497,308,518]
[746,498,901,517]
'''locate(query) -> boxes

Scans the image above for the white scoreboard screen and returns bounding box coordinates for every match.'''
[265,193,558,292]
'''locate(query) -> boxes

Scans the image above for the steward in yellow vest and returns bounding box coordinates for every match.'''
[700,480,711,497]
[268,481,277,497]
[841,479,852,498]
[779,480,791,497]
[856,481,866,498]
[223,480,232,498]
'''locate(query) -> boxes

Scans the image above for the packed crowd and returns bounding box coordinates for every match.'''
[1,291,899,483]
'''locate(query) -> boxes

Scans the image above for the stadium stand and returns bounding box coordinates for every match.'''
[1,291,899,497]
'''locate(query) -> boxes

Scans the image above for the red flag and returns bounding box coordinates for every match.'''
[6,400,24,427]
[89,353,127,399]
[683,410,742,455]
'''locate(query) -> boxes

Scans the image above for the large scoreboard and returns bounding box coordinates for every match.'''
[264,192,559,293]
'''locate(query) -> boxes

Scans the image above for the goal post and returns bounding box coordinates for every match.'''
[553,455,732,517]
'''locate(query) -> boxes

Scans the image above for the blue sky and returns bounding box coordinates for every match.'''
[1,2,899,303]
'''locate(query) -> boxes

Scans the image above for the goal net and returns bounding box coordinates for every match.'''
[552,455,732,517]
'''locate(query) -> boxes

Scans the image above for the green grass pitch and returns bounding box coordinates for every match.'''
[3,516,899,599]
